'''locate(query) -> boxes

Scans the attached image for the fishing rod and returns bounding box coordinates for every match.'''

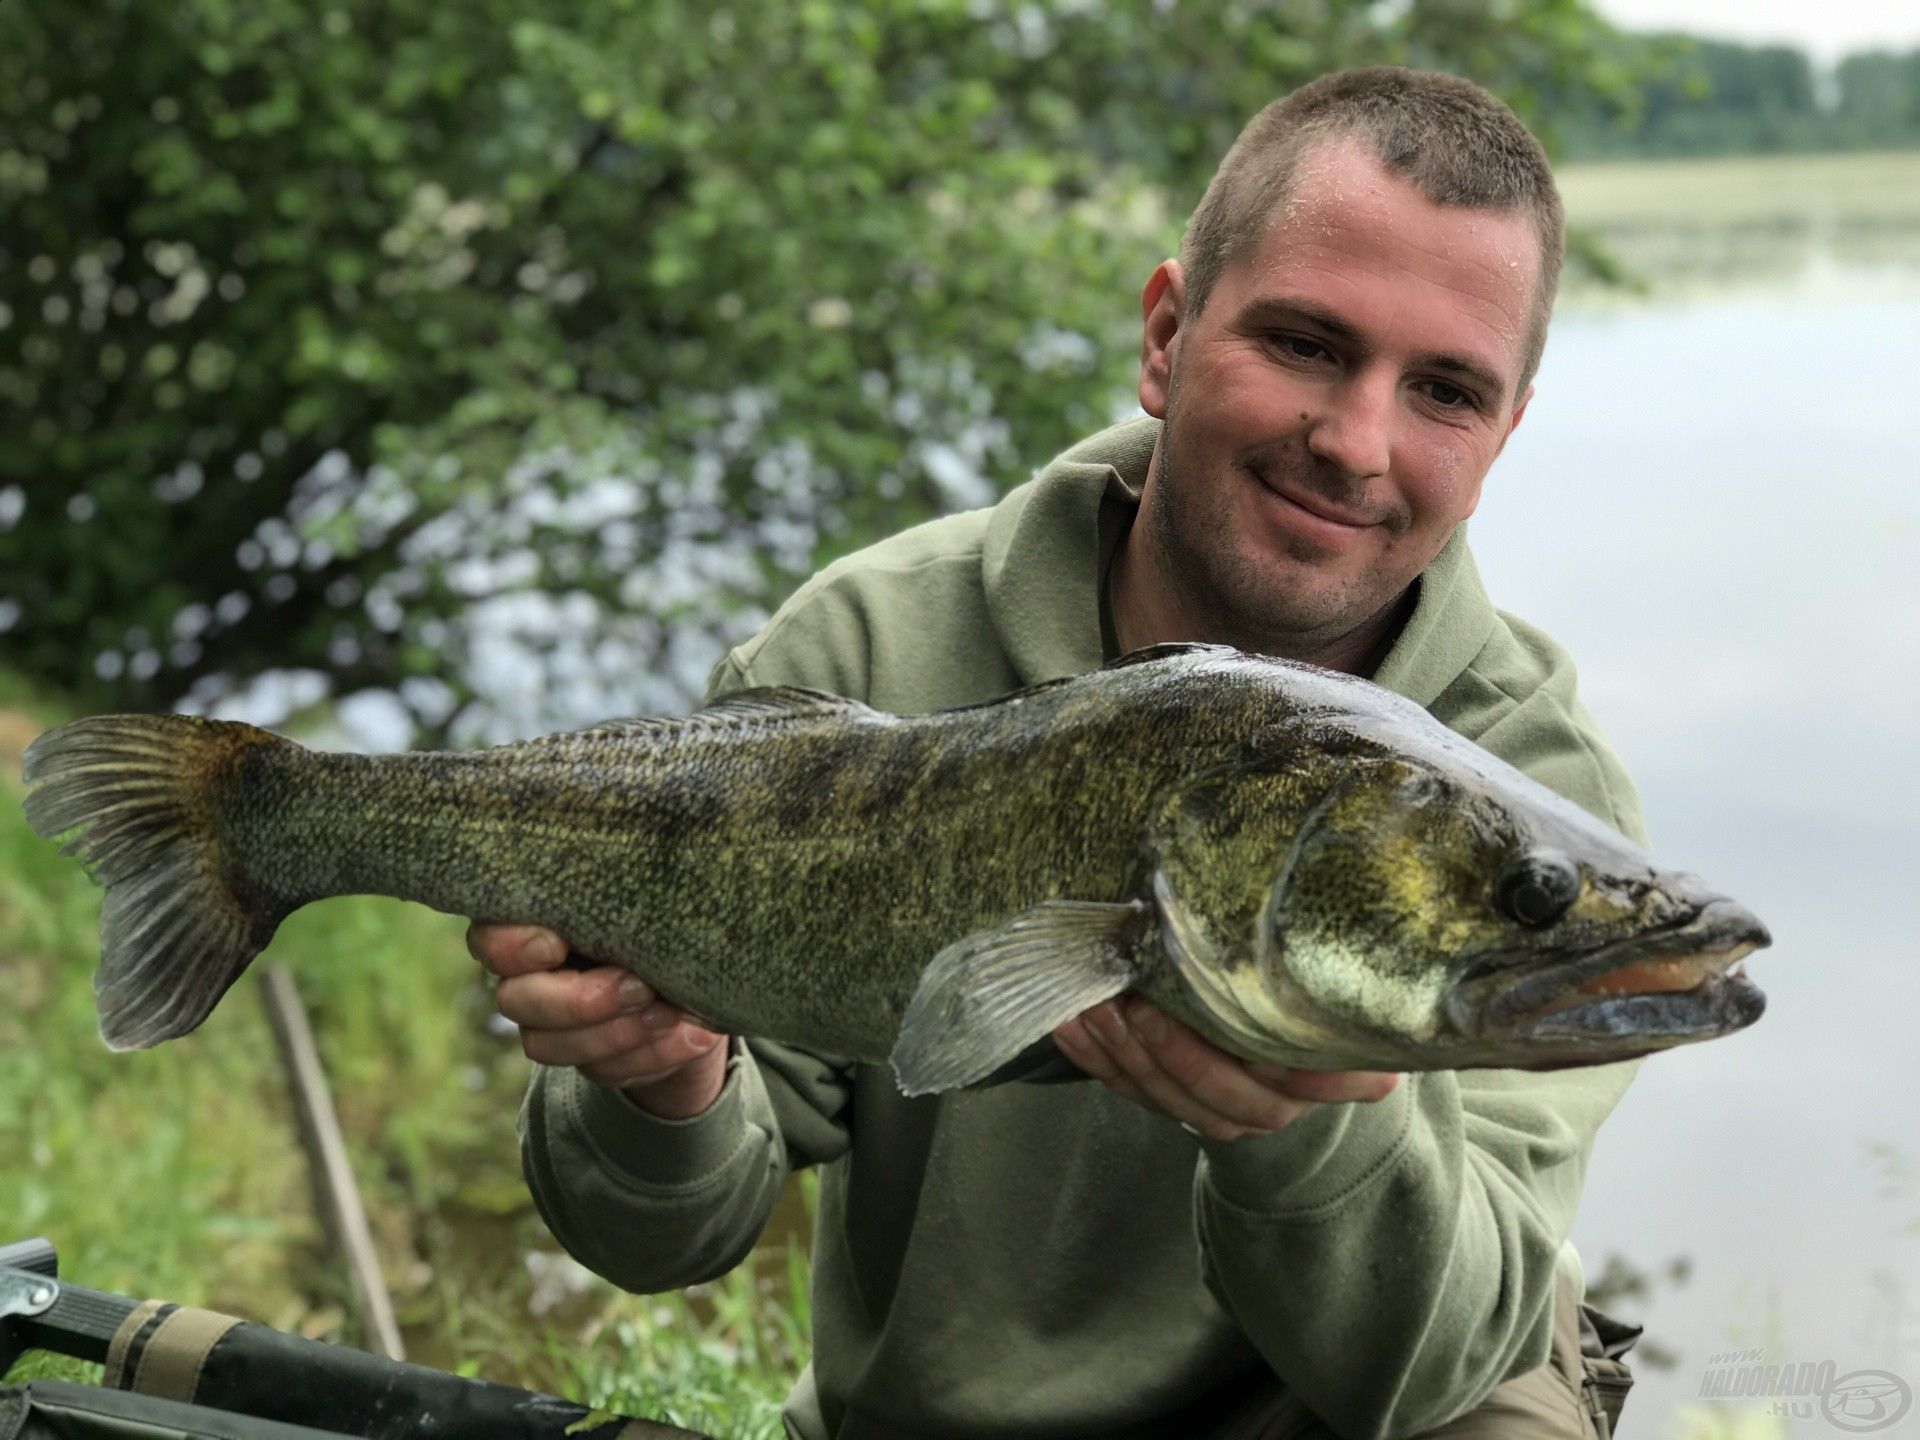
[1,1237,709,1439]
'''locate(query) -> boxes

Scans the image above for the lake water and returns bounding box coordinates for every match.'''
[1471,153,1920,1438]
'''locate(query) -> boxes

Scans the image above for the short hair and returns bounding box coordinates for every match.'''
[1178,67,1565,392]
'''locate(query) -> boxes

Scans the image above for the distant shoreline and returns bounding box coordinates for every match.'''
[1559,148,1920,220]
[1554,150,1920,302]
[1560,146,1920,173]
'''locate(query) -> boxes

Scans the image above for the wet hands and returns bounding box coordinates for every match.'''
[1054,996,1400,1143]
[467,922,729,1119]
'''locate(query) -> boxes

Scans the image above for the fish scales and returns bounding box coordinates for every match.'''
[221,663,1269,1057]
[21,644,1772,1089]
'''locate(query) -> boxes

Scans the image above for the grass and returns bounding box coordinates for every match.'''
[0,690,811,1435]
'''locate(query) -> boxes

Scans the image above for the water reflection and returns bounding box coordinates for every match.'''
[1479,170,1920,1429]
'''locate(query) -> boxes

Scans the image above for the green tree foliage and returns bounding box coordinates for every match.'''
[1835,48,1920,148]
[1,0,1642,743]
[1633,38,1819,155]
[1560,33,1920,159]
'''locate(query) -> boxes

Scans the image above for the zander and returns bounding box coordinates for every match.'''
[22,643,1770,1093]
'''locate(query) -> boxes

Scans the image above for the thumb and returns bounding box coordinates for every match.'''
[467,922,569,978]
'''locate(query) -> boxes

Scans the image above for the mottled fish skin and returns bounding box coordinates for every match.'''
[21,643,1771,1084]
[220,650,1284,1058]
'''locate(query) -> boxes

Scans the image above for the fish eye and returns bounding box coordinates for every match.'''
[1493,851,1581,928]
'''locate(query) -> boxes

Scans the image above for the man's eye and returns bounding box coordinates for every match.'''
[1422,379,1477,411]
[1269,333,1330,363]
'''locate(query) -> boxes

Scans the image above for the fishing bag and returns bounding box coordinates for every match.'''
[1,1379,354,1440]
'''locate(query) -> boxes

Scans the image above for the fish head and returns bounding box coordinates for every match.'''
[1149,736,1771,1071]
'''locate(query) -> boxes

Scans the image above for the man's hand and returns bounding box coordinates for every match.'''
[1054,996,1399,1142]
[468,922,729,1120]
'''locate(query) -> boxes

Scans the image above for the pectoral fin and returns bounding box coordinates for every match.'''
[890,900,1146,1097]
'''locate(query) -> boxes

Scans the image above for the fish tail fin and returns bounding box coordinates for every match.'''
[22,714,293,1050]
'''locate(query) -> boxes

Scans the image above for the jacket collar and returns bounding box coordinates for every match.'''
[982,416,1496,708]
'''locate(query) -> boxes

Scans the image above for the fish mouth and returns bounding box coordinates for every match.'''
[1446,898,1772,1052]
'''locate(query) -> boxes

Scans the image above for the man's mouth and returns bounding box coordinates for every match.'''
[1247,464,1375,531]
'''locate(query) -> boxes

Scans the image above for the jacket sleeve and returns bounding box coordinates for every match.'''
[1192,676,1646,1439]
[519,645,860,1294]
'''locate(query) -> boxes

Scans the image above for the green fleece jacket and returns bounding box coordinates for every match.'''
[519,417,1645,1440]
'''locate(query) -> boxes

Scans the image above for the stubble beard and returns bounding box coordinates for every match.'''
[1142,391,1394,662]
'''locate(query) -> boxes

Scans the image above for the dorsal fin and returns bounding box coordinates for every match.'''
[699,685,872,722]
[559,687,876,742]
[922,642,1238,722]
[1102,641,1237,671]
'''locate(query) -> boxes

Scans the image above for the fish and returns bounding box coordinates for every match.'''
[21,642,1770,1094]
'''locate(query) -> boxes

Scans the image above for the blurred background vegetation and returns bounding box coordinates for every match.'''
[17,0,1904,746]
[1557,30,1920,157]
[4,2,1917,1435]
[4,3,1915,742]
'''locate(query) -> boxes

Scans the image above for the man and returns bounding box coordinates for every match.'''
[473,68,1643,1439]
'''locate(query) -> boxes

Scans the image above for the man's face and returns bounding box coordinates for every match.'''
[1135,137,1541,662]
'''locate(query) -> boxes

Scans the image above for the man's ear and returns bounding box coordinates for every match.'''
[1490,382,1534,465]
[1139,260,1185,419]
[1464,383,1534,521]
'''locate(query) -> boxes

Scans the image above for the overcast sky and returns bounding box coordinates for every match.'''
[1595,0,1920,61]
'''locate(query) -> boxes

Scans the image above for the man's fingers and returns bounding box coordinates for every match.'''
[521,1010,710,1070]
[1054,1020,1158,1110]
[1054,1017,1123,1086]
[469,925,728,1116]
[1102,1001,1296,1138]
[1123,1002,1318,1130]
[1059,1003,1269,1142]
[497,967,655,1030]
[467,922,569,978]
[1245,1065,1401,1104]
[1058,1001,1394,1142]
[582,1024,725,1090]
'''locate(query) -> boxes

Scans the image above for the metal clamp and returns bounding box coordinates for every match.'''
[3,1238,135,1374]
[0,1267,59,1322]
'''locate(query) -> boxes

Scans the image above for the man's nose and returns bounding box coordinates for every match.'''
[1303,374,1393,479]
